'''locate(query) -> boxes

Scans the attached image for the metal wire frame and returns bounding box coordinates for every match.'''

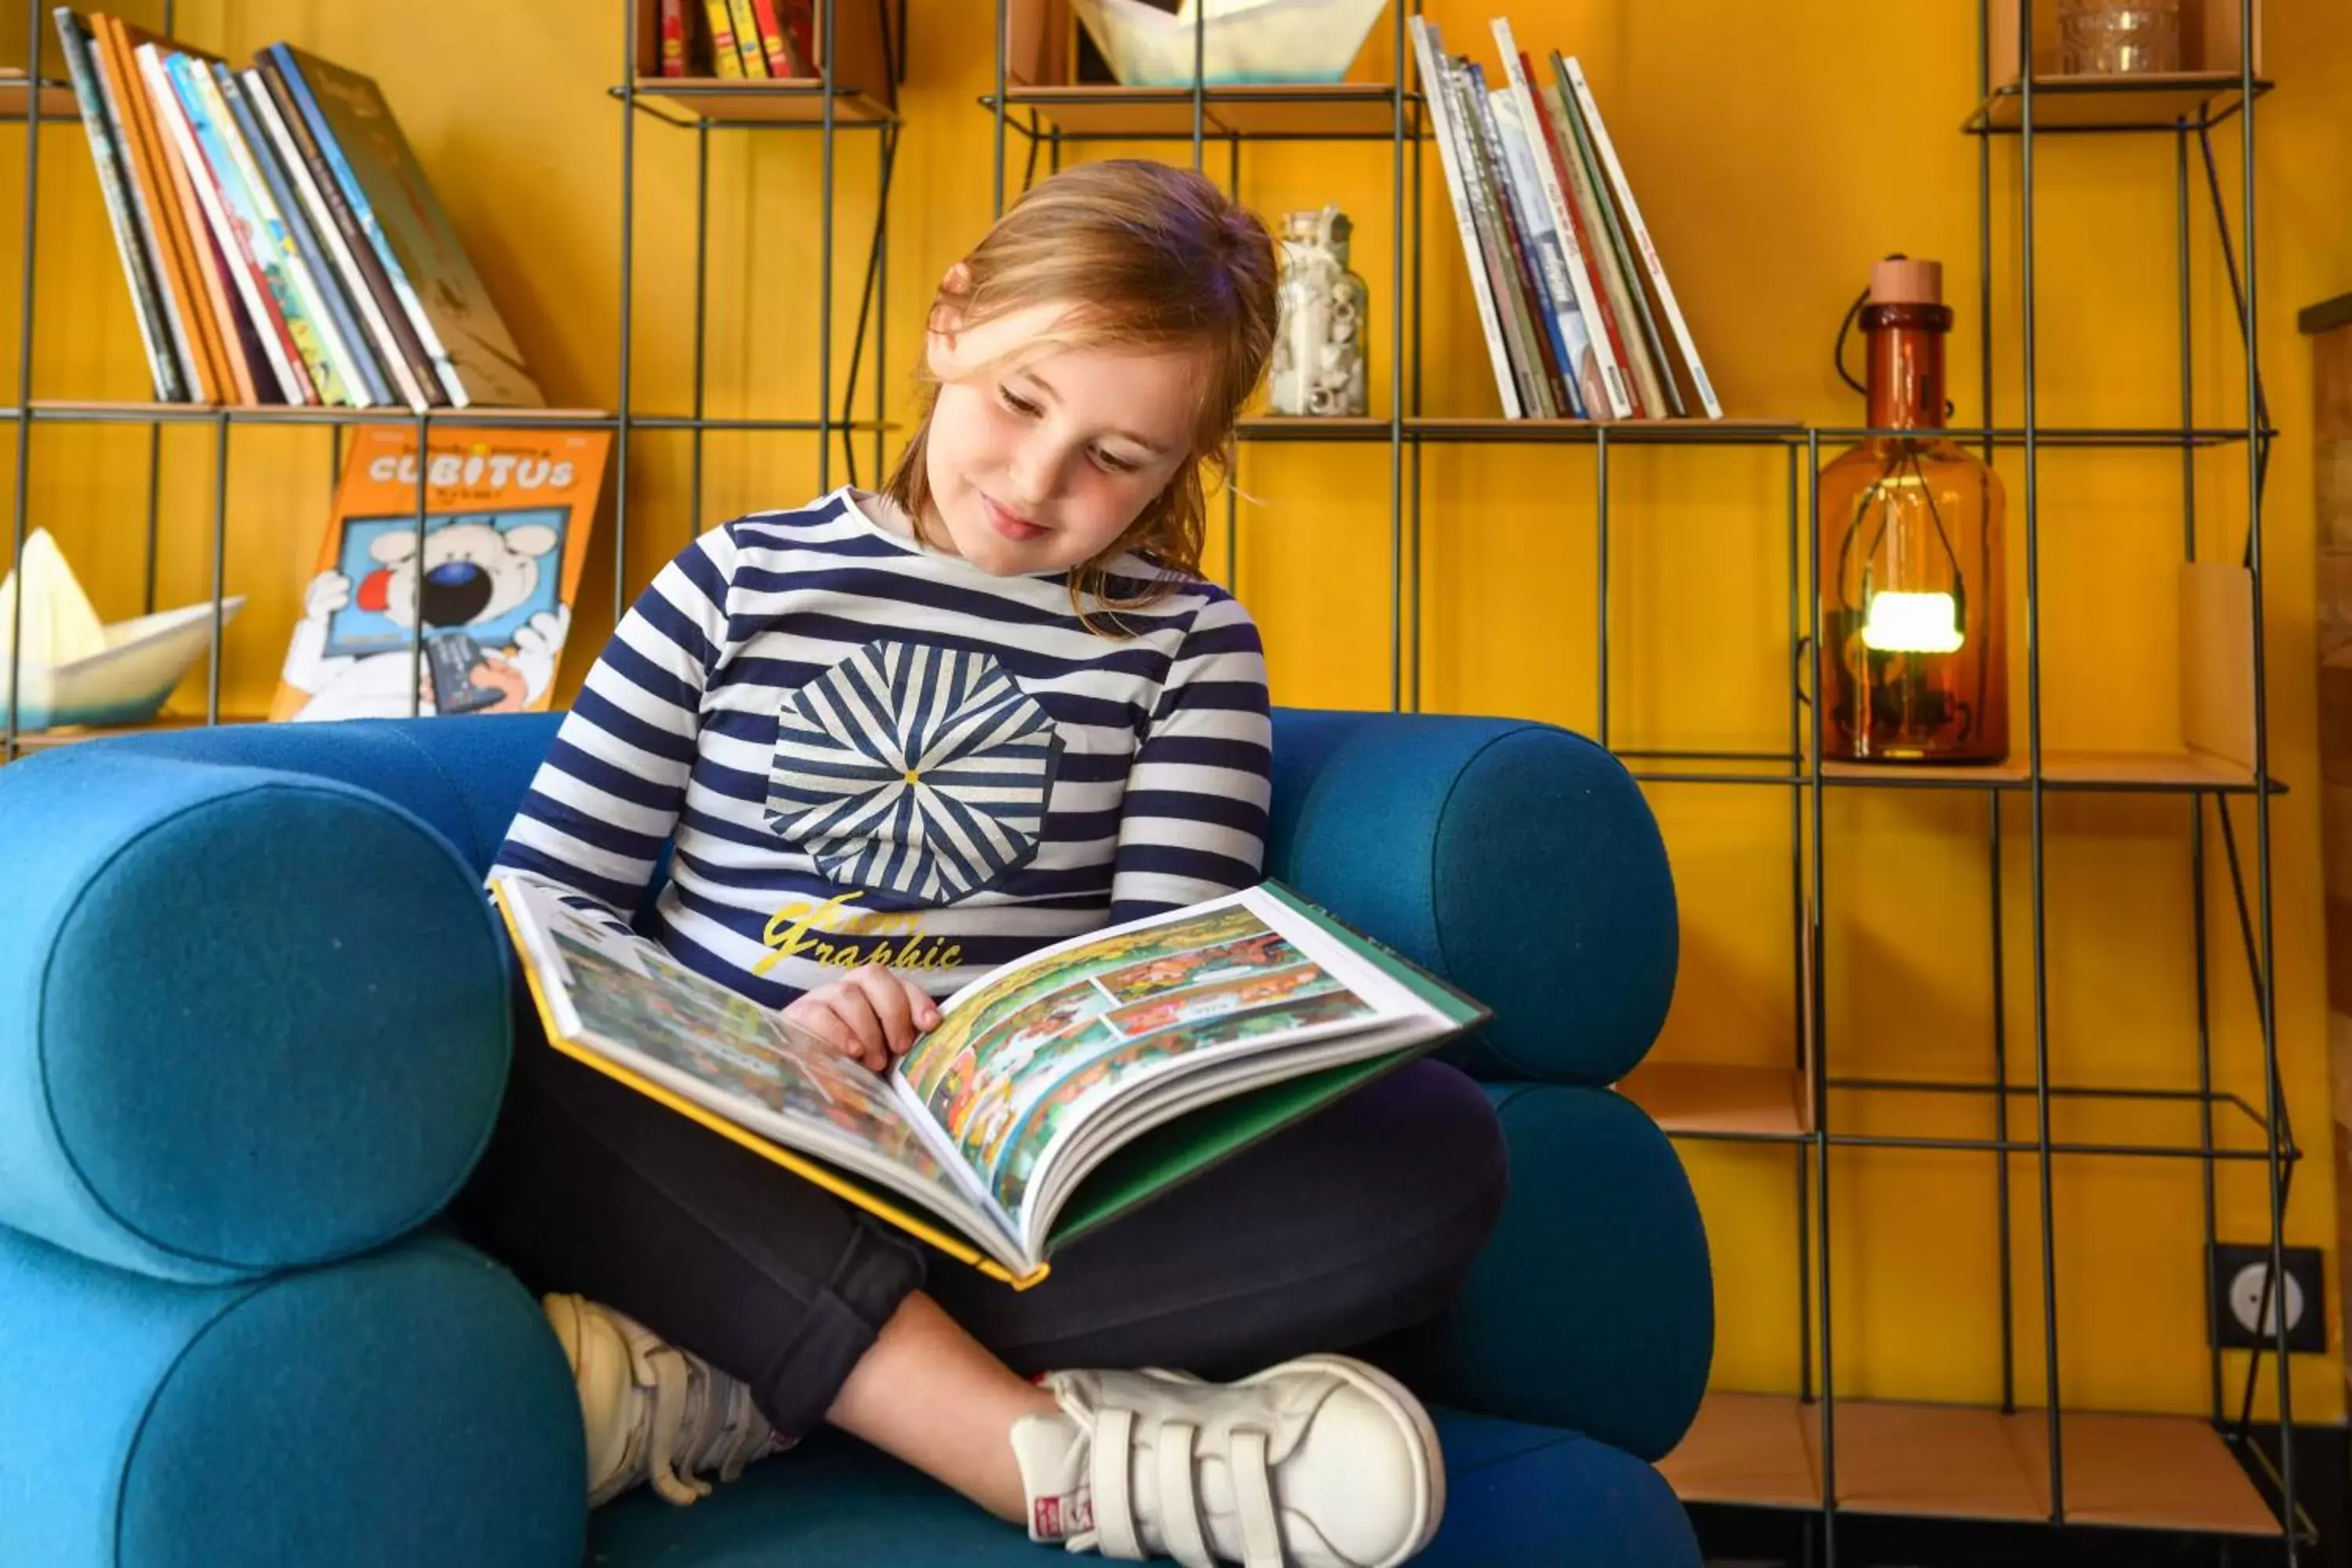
[0,0,900,758]
[612,0,903,657]
[0,0,2295,1548]
[966,5,2302,1554]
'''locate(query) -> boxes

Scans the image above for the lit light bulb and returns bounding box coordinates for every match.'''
[1860,590,1963,654]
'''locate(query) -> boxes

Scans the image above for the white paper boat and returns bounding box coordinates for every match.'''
[1069,0,1388,87]
[0,529,242,732]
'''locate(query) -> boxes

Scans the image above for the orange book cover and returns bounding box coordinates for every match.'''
[113,20,264,404]
[270,424,611,722]
[93,13,232,402]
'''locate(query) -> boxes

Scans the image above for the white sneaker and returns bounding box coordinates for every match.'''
[1008,1353,1443,1567]
[541,1293,789,1508]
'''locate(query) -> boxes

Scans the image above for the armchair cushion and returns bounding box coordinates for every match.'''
[0,747,510,1283]
[589,1407,1697,1566]
[1374,1082,1714,1461]
[1266,711,1677,1086]
[0,1226,585,1568]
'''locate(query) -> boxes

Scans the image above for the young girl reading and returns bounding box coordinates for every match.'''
[459,159,1508,1567]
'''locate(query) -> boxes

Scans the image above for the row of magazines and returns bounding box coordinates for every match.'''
[1416,16,1721,423]
[53,9,543,410]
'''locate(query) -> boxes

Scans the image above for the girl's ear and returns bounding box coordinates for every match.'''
[925,263,975,380]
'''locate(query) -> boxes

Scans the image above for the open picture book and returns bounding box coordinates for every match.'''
[488,870,1488,1288]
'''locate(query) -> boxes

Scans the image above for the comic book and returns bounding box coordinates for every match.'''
[488,871,1489,1288]
[270,424,608,721]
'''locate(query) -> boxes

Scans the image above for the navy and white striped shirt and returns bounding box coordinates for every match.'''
[493,488,1273,1007]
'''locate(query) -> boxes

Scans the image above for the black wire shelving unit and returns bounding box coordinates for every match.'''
[0,0,905,762]
[0,0,2301,1556]
[982,0,2300,1560]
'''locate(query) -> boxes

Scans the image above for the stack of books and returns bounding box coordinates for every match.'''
[658,0,815,79]
[1414,16,1719,423]
[53,9,543,410]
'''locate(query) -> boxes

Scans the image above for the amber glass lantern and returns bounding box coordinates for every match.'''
[1817,259,2009,763]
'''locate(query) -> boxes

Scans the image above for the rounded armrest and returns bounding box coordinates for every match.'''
[1377,1082,1713,1462]
[1268,709,1678,1084]
[0,746,510,1283]
[0,1225,584,1566]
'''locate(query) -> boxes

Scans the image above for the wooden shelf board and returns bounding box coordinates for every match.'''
[996,83,1418,140]
[1974,72,2267,131]
[1661,1392,2281,1536]
[1236,415,1799,446]
[1619,1062,1808,1138]
[18,401,617,426]
[1822,749,2256,791]
[0,73,78,124]
[630,78,894,125]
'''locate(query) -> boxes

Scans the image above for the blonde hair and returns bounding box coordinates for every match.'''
[884,159,1279,628]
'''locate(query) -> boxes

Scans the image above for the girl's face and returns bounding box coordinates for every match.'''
[923,292,1207,576]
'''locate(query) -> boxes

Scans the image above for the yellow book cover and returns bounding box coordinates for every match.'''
[487,870,1485,1288]
[724,0,768,76]
[270,423,609,722]
[702,0,746,77]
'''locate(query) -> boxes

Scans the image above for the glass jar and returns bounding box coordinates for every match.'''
[2059,0,2182,75]
[1817,259,2009,764]
[1269,205,1369,418]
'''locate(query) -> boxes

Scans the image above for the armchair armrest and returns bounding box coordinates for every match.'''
[1377,1081,1714,1462]
[1269,710,1679,1085]
[0,743,510,1283]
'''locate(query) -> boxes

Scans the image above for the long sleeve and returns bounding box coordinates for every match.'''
[1106,592,1273,923]
[491,526,736,932]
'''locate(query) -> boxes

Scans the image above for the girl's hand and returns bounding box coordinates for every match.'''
[782,963,942,1074]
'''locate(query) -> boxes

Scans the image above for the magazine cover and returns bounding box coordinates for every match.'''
[492,871,1485,1286]
[270,425,608,721]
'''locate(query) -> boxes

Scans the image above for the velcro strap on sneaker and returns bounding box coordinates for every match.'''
[1230,1428,1283,1568]
[1155,1419,1214,1568]
[1091,1405,1145,1559]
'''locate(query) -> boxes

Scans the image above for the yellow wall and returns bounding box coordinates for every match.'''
[9,0,2351,1424]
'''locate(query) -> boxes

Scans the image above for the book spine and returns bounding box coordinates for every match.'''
[1559,54,1721,420]
[1546,74,1680,419]
[1493,20,1630,420]
[213,63,369,406]
[1528,76,1643,417]
[659,0,688,77]
[1446,60,1548,419]
[274,47,466,406]
[1407,20,1519,419]
[185,57,338,404]
[747,0,797,77]
[257,49,437,408]
[1477,96,1590,430]
[140,43,303,402]
[724,0,767,76]
[86,20,212,401]
[53,9,185,401]
[1462,64,1566,419]
[702,0,744,76]
[101,16,241,403]
[239,65,392,408]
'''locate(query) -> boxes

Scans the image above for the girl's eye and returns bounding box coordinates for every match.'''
[1092,448,1139,474]
[998,387,1041,417]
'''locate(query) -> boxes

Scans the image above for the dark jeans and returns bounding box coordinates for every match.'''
[450,1016,1509,1439]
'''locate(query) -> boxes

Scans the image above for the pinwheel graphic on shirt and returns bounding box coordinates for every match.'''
[766,640,1063,902]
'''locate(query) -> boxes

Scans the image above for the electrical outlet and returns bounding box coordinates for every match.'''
[2207,1243,2326,1353]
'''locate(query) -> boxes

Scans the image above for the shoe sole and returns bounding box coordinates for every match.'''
[1247,1352,1444,1568]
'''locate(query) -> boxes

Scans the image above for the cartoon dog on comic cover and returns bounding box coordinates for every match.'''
[278,516,572,722]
